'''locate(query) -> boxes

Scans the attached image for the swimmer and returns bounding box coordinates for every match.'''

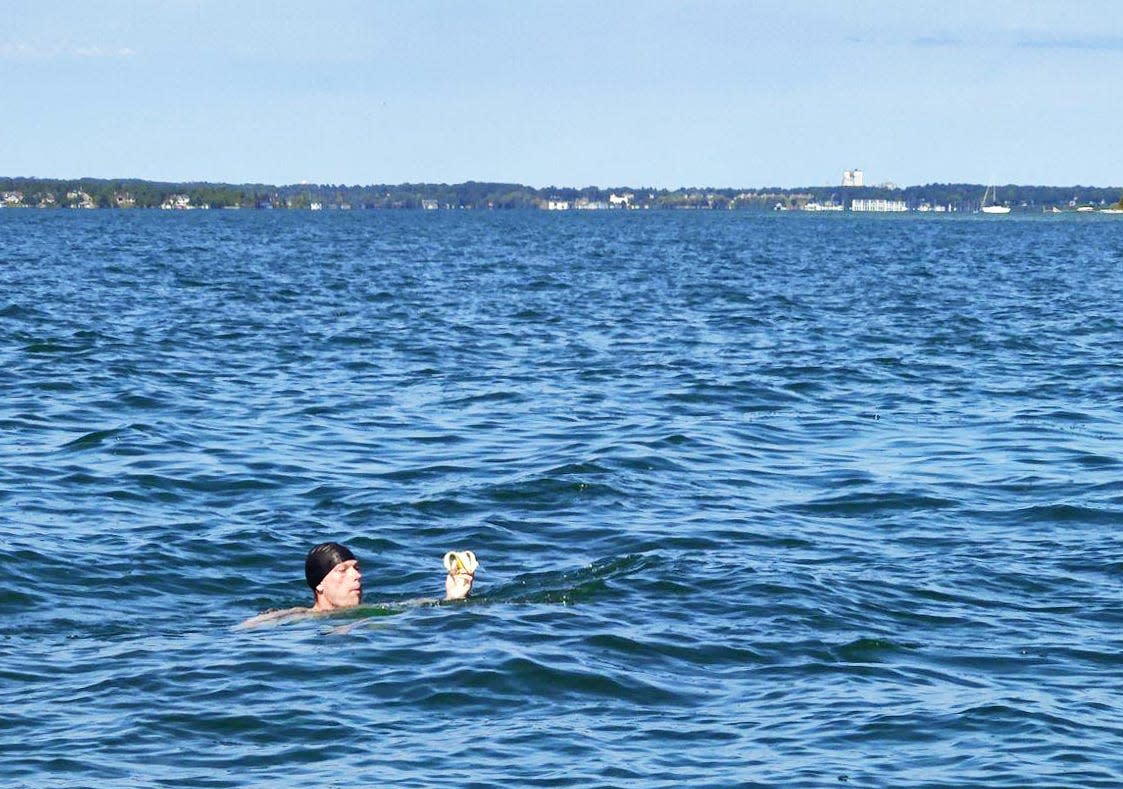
[240,541,476,628]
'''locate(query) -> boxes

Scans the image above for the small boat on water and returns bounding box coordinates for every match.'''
[980,184,1010,214]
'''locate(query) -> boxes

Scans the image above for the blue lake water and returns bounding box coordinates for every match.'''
[2,209,1122,787]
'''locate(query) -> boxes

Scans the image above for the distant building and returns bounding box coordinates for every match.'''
[66,190,97,209]
[161,194,191,210]
[851,198,907,212]
[575,198,609,210]
[608,192,633,208]
[545,199,570,211]
[420,199,438,210]
[803,200,843,212]
[842,169,864,187]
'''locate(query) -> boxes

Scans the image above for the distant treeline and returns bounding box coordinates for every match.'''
[2,176,1121,211]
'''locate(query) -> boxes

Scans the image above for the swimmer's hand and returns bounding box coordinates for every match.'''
[443,550,478,601]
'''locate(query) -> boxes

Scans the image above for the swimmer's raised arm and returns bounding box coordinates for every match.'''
[443,550,478,601]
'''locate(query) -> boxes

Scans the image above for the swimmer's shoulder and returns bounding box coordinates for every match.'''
[238,606,313,629]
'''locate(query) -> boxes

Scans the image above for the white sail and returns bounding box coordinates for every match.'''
[981,184,1010,214]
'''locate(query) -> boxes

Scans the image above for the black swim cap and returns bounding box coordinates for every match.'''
[305,542,356,590]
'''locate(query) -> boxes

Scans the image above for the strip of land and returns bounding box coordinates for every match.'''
[1,177,1121,212]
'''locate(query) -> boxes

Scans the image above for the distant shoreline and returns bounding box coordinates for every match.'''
[2,176,1121,213]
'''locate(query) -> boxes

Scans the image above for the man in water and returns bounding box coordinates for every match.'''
[240,541,475,627]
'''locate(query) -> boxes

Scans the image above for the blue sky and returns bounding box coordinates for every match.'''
[4,1,1121,188]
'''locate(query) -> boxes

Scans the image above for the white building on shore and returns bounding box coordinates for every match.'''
[850,198,908,212]
[161,194,191,210]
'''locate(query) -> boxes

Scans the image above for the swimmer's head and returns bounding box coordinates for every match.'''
[305,542,362,611]
[305,542,355,589]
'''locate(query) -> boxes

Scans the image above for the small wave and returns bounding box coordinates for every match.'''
[405,654,690,707]
[325,331,375,347]
[484,475,625,508]
[377,463,477,483]
[22,340,88,355]
[0,588,35,612]
[57,422,164,453]
[1015,407,1098,424]
[440,389,525,407]
[829,637,912,663]
[118,393,165,410]
[0,302,35,319]
[1073,452,1120,468]
[402,431,469,445]
[60,426,128,451]
[489,553,654,605]
[790,490,956,516]
[1005,503,1119,526]
[400,495,478,517]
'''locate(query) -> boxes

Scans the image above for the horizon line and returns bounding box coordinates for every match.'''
[3,175,1122,192]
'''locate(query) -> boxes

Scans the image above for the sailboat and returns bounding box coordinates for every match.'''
[980,184,1011,214]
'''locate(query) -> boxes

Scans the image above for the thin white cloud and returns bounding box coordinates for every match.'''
[912,35,962,48]
[1017,36,1123,51]
[0,42,137,58]
[74,46,137,58]
[0,42,35,57]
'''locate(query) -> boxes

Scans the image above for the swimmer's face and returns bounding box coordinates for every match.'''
[316,559,362,610]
